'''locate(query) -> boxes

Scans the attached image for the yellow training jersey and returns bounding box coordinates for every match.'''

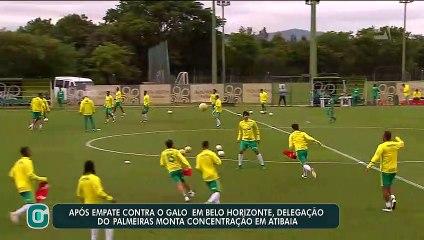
[42,98,50,112]
[260,92,268,103]
[289,130,321,151]
[31,97,44,112]
[215,99,222,113]
[210,93,217,104]
[237,119,260,141]
[144,94,150,106]
[160,148,191,173]
[105,95,114,108]
[80,97,95,116]
[9,157,46,193]
[413,91,421,98]
[115,91,122,102]
[367,137,404,173]
[195,149,222,182]
[403,85,410,96]
[77,174,113,204]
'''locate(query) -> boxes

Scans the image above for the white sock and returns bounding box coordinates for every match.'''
[143,114,148,120]
[91,229,99,240]
[208,192,221,203]
[216,118,221,126]
[303,168,308,176]
[105,229,114,240]
[391,194,396,200]
[238,154,243,166]
[303,164,312,172]
[15,204,31,217]
[385,201,391,208]
[257,153,264,165]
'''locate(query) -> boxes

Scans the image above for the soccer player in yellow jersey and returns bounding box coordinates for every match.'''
[237,111,265,169]
[113,87,126,117]
[41,94,50,122]
[289,124,322,179]
[104,91,116,124]
[141,91,150,123]
[9,147,48,224]
[77,160,115,240]
[196,141,222,203]
[402,83,410,105]
[28,93,44,130]
[213,95,222,128]
[160,139,195,202]
[80,96,100,132]
[259,89,269,113]
[210,89,217,112]
[366,131,404,212]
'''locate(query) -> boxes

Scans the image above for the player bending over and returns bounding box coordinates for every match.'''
[28,93,44,130]
[160,139,195,202]
[9,147,48,224]
[141,91,150,123]
[113,87,126,117]
[366,131,404,212]
[213,95,222,128]
[104,91,116,124]
[259,89,268,113]
[237,111,266,169]
[77,160,115,240]
[196,141,222,203]
[289,124,322,179]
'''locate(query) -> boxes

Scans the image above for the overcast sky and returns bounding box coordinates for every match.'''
[1,1,423,34]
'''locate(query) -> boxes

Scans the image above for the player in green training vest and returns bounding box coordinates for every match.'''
[326,95,336,123]
[352,84,360,106]
[57,88,65,109]
[371,84,379,105]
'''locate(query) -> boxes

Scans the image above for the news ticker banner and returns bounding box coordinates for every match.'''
[52,204,339,229]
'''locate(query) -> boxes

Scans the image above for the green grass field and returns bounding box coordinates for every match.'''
[2,105,424,240]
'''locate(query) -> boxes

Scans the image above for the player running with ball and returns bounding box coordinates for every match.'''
[288,124,322,179]
[237,111,266,169]
[160,139,195,202]
[366,131,404,212]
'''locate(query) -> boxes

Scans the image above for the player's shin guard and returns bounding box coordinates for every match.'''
[208,192,221,203]
[257,153,264,166]
[15,204,31,217]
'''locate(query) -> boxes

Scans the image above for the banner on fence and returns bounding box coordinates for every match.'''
[242,83,272,103]
[140,84,171,104]
[171,84,191,104]
[190,84,224,103]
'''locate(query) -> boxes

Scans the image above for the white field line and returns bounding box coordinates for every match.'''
[224,108,424,191]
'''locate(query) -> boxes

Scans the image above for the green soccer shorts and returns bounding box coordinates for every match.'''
[32,112,42,120]
[142,106,150,114]
[105,107,113,114]
[206,180,221,193]
[296,150,308,165]
[240,140,258,151]
[115,101,122,107]
[19,191,35,204]
[381,172,396,187]
[169,169,185,183]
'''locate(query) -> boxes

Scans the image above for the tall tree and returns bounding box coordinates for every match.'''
[17,18,54,36]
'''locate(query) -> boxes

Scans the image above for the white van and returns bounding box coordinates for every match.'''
[54,76,94,100]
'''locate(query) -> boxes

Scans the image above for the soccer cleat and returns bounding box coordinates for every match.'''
[9,212,18,224]
[311,168,317,178]
[44,118,49,122]
[28,124,34,130]
[301,175,307,179]
[391,198,397,210]
[184,196,190,202]
[382,207,393,212]
[188,191,195,198]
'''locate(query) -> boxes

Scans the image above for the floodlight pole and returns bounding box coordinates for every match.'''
[217,0,231,84]
[400,0,413,82]
[306,0,318,84]
[212,0,218,84]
